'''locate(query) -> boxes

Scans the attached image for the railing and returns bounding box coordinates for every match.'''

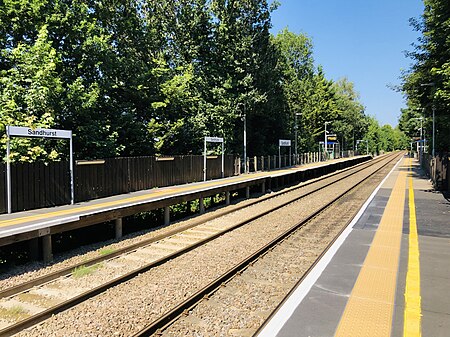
[242,152,329,173]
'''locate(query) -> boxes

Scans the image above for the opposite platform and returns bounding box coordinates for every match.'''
[0,156,369,251]
[258,156,450,337]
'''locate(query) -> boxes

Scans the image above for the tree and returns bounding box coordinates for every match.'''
[273,29,314,151]
[0,0,391,162]
[331,78,367,152]
[0,25,62,162]
[402,0,450,153]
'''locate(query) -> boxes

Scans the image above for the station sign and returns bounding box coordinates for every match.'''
[7,126,72,139]
[327,134,337,142]
[279,139,291,146]
[205,136,223,143]
[5,125,74,214]
[204,136,225,181]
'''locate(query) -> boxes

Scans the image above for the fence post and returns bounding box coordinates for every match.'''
[237,157,241,175]
[254,156,257,172]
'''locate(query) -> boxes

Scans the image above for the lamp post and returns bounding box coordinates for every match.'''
[421,82,435,157]
[324,121,330,160]
[356,139,368,155]
[294,112,301,164]
[412,117,424,159]
[237,103,247,173]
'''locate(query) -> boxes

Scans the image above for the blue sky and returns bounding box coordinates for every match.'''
[270,0,424,127]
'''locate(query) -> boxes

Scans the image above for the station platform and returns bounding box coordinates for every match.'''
[0,156,370,260]
[257,156,450,337]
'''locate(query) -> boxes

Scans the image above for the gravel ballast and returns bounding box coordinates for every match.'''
[13,156,397,336]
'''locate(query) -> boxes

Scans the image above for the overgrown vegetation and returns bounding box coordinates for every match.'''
[0,305,29,320]
[98,248,116,256]
[0,0,407,162]
[72,263,103,278]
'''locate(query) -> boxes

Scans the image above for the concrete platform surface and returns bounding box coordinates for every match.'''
[257,156,450,337]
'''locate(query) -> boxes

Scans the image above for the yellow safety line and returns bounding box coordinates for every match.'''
[403,158,422,337]
[0,173,255,228]
[334,161,407,337]
[0,162,315,229]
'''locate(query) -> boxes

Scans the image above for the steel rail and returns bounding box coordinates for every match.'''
[131,152,403,336]
[0,155,381,300]
[0,154,398,336]
[252,160,399,336]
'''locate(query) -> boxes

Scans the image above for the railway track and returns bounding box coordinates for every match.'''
[133,152,403,337]
[0,153,400,336]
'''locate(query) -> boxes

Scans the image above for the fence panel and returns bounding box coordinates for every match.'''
[421,153,449,191]
[0,164,5,213]
[0,155,238,213]
[6,161,70,212]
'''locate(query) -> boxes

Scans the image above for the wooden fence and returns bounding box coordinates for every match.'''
[0,155,238,214]
[422,153,449,191]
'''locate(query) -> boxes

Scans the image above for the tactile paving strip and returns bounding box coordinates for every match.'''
[334,163,407,337]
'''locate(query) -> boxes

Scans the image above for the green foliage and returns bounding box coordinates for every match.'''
[98,248,116,256]
[0,305,29,320]
[359,117,408,155]
[0,25,62,162]
[401,0,450,153]
[72,263,103,278]
[0,0,395,162]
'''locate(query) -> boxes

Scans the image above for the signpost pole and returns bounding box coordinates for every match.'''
[221,142,224,178]
[204,136,224,181]
[324,122,328,160]
[203,137,207,181]
[289,146,291,166]
[6,126,11,214]
[278,146,281,168]
[69,133,74,205]
[5,126,74,213]
[243,114,247,173]
[278,140,291,168]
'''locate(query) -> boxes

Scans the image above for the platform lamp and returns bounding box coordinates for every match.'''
[294,112,301,164]
[324,121,330,160]
[412,117,424,160]
[237,102,247,173]
[356,139,368,155]
[420,82,435,157]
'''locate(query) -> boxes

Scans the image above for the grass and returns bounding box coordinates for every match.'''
[17,292,60,307]
[72,263,103,278]
[98,248,116,256]
[0,305,29,321]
